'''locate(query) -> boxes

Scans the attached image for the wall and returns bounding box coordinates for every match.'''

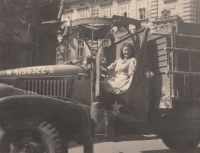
[150,0,200,24]
[182,0,198,23]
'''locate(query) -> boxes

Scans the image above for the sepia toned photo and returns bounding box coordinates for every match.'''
[0,0,200,153]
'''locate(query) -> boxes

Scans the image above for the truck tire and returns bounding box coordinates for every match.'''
[0,120,67,153]
[162,135,200,151]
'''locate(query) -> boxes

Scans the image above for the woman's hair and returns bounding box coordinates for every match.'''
[120,42,135,59]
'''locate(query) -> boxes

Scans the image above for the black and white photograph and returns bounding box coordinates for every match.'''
[0,0,200,153]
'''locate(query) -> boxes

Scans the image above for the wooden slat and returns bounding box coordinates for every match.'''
[151,50,167,57]
[178,61,189,71]
[150,54,167,63]
[191,57,200,62]
[148,37,167,45]
[172,97,200,103]
[177,22,200,36]
[192,68,200,72]
[149,41,167,49]
[184,75,191,97]
[148,35,167,43]
[192,54,200,57]
[151,32,171,36]
[152,66,168,74]
[177,36,200,43]
[176,44,199,50]
[176,75,184,98]
[149,45,164,52]
[167,71,200,76]
[171,26,177,99]
[165,47,200,53]
[178,61,188,66]
[192,63,200,69]
[157,48,166,52]
[191,76,200,98]
[176,42,198,49]
[192,62,200,67]
[152,60,168,68]
[178,53,188,59]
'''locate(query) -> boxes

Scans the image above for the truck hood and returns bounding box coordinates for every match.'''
[0,65,84,78]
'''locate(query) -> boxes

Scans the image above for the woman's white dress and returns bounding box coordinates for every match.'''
[101,58,137,94]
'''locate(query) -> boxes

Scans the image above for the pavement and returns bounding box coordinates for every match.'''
[68,138,200,153]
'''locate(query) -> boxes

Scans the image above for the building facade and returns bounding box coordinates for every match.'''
[62,0,200,24]
[56,0,200,64]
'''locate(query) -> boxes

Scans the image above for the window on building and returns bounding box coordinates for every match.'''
[78,11,86,19]
[137,1,147,19]
[102,7,110,18]
[119,4,129,17]
[92,6,99,17]
[78,41,85,57]
[139,8,145,19]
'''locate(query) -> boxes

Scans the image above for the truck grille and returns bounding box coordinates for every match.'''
[24,78,72,97]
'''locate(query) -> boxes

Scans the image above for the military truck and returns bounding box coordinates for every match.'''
[0,15,200,153]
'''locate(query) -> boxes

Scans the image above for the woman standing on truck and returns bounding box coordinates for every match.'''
[101,42,137,94]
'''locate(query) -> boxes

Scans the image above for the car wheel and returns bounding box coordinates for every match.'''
[162,134,200,151]
[0,121,67,153]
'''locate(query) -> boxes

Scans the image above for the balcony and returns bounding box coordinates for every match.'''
[99,0,112,7]
[116,0,130,3]
[152,15,181,25]
[163,0,177,3]
[65,0,78,3]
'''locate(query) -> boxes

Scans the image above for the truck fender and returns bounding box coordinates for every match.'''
[0,95,92,144]
[0,83,36,98]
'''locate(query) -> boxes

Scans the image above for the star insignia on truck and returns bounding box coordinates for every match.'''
[111,101,123,115]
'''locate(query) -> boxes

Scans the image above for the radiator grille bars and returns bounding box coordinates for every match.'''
[24,79,70,97]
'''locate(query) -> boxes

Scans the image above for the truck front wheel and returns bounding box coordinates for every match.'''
[162,135,200,151]
[0,121,67,153]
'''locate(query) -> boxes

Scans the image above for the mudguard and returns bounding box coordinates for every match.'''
[0,94,92,144]
[0,83,28,97]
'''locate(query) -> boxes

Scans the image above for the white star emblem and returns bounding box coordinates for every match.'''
[111,101,123,114]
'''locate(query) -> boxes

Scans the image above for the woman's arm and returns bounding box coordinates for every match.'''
[106,60,118,79]
[100,60,118,78]
[128,58,137,76]
[107,60,118,70]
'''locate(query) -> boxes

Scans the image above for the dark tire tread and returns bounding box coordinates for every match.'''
[0,120,67,153]
[38,122,65,153]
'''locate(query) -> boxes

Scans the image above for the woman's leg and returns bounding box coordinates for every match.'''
[98,87,116,109]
